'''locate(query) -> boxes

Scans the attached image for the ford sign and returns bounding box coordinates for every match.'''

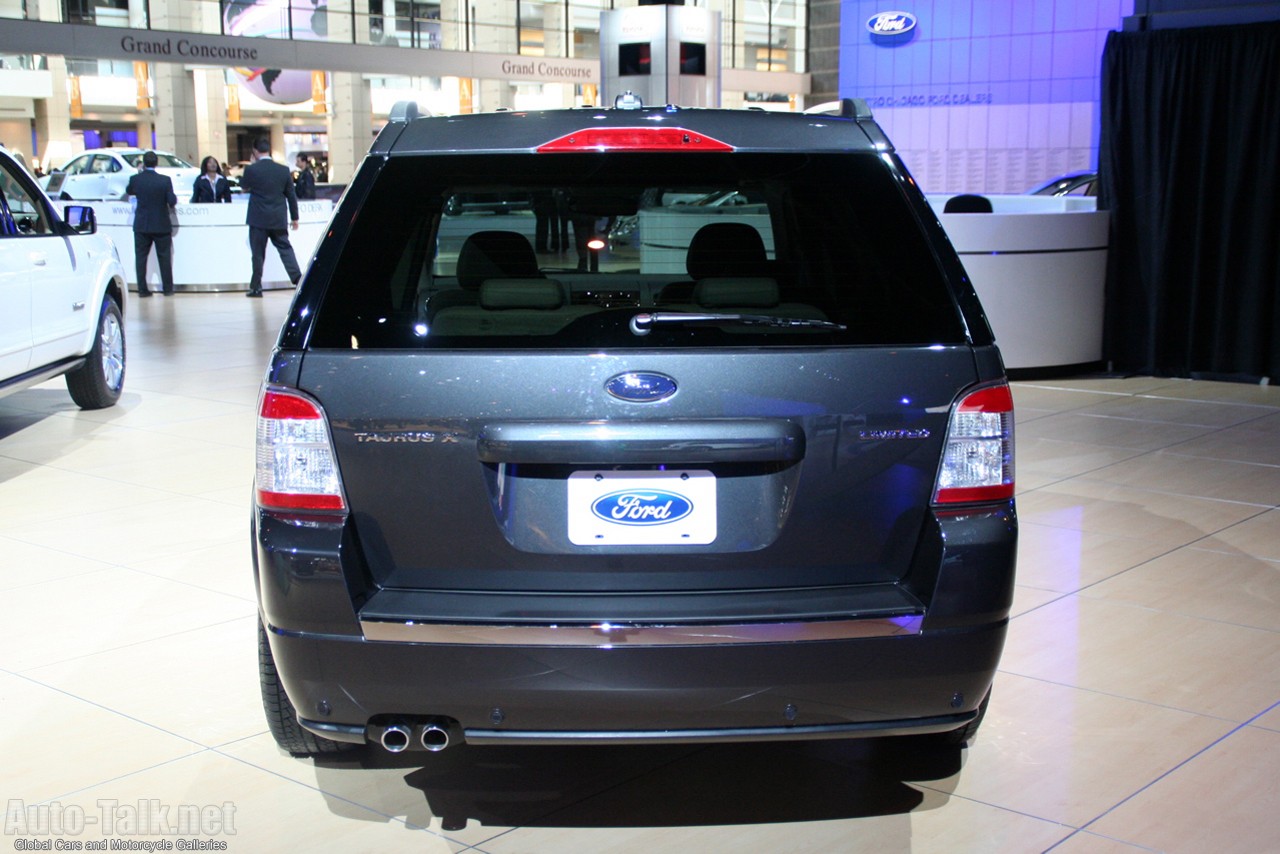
[592,490,693,526]
[605,372,677,403]
[867,11,917,36]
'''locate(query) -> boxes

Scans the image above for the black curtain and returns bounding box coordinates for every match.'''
[1099,21,1280,380]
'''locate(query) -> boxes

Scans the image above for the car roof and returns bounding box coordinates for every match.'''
[1028,171,1097,194]
[74,148,180,157]
[373,102,891,156]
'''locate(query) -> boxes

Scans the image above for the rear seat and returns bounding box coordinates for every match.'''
[432,278,598,336]
[678,224,826,319]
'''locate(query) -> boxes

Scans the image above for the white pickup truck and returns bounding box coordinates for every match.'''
[0,146,128,409]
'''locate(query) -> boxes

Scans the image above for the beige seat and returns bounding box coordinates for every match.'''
[432,278,598,336]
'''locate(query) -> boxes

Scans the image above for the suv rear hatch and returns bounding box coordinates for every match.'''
[279,119,1007,630]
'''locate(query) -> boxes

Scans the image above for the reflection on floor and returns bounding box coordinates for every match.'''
[1,292,1277,853]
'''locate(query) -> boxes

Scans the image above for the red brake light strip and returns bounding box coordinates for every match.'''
[537,128,734,152]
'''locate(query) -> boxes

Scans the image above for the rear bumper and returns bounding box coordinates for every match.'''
[266,618,1006,743]
[254,501,1015,745]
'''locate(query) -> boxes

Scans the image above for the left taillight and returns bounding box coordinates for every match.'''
[933,383,1015,505]
[255,388,347,512]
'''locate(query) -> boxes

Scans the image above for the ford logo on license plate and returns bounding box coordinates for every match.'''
[592,490,693,526]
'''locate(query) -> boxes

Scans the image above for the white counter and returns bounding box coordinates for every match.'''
[928,194,1109,372]
[90,199,334,292]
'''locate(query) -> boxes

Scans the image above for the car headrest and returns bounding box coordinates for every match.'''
[456,231,541,290]
[480,278,565,310]
[686,222,767,280]
[943,194,993,214]
[694,278,780,309]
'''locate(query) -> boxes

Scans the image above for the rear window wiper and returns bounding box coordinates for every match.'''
[629,311,847,336]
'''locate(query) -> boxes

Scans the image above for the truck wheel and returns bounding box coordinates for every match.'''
[65,296,125,409]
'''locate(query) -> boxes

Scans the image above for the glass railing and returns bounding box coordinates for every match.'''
[2,0,802,72]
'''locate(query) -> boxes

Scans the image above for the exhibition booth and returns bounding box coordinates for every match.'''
[927,194,1109,373]
[91,198,335,292]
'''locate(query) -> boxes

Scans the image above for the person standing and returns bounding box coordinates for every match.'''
[126,150,177,297]
[191,156,232,203]
[293,153,316,201]
[240,138,301,298]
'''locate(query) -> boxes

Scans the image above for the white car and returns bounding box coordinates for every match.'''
[1,146,129,409]
[43,147,200,202]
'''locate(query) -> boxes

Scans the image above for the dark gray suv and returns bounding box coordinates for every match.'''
[253,100,1017,757]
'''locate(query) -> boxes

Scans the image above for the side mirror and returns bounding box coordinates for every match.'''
[64,205,96,234]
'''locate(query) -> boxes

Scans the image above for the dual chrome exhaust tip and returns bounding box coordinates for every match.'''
[377,720,455,753]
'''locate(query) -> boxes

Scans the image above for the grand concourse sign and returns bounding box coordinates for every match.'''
[117,33,264,63]
[0,18,599,84]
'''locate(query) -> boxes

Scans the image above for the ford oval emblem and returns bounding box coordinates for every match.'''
[592,490,693,526]
[606,372,677,403]
[867,11,917,36]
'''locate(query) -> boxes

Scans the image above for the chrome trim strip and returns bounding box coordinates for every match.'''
[463,712,972,745]
[360,615,922,647]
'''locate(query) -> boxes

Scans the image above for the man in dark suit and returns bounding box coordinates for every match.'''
[240,138,301,297]
[293,153,316,200]
[125,150,177,297]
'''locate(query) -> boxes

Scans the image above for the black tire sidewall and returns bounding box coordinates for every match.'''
[66,296,124,409]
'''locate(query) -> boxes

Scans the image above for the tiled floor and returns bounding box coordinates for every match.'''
[3,292,1278,853]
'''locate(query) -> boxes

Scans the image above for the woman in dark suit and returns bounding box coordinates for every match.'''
[191,156,232,203]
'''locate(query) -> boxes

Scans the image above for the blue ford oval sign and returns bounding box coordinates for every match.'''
[592,490,693,526]
[605,372,677,403]
[867,11,917,36]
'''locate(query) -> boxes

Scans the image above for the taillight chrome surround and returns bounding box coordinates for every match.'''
[255,387,347,513]
[933,383,1015,505]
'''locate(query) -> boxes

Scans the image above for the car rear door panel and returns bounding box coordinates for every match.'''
[300,345,976,595]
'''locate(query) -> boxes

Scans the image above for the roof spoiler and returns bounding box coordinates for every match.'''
[803,99,873,120]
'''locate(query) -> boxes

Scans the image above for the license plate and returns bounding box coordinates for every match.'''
[568,470,717,545]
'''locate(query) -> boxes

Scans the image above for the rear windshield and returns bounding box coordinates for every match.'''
[309,152,966,349]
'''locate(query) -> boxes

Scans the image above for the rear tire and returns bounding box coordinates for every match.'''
[65,296,125,409]
[258,620,360,756]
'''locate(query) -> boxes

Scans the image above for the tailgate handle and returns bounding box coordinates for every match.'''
[477,420,805,465]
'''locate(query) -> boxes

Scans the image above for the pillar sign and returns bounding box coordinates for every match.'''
[226,83,241,123]
[311,71,327,115]
[599,4,720,108]
[133,61,151,110]
[69,76,83,119]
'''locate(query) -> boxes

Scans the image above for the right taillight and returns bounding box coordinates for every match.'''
[933,383,1015,504]
[255,388,347,512]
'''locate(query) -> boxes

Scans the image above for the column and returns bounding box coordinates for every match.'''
[193,69,229,165]
[33,58,73,171]
[439,0,463,51]
[472,0,514,111]
[270,121,287,161]
[33,0,72,171]
[327,0,372,44]
[152,65,200,164]
[326,73,372,183]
